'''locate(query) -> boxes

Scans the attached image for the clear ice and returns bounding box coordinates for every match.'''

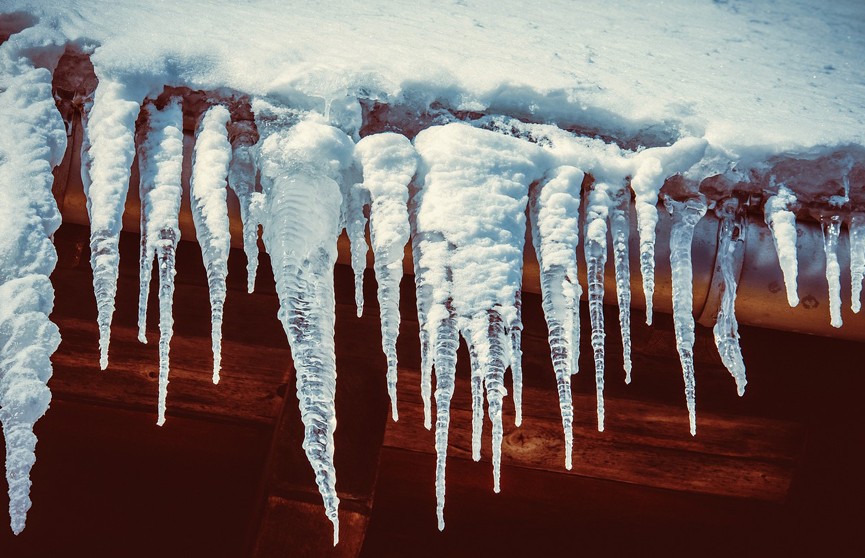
[135,98,184,424]
[227,118,261,293]
[820,215,843,328]
[664,194,707,435]
[190,105,233,383]
[713,199,747,396]
[851,213,865,313]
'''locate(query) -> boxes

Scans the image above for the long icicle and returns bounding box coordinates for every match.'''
[821,214,843,328]
[850,213,865,313]
[713,199,747,395]
[135,99,184,424]
[529,166,583,469]
[584,182,613,432]
[763,185,800,307]
[609,183,632,383]
[227,118,260,293]
[0,37,66,533]
[81,80,144,369]
[256,110,355,545]
[664,194,707,435]
[431,302,459,531]
[190,105,232,384]
[355,133,417,420]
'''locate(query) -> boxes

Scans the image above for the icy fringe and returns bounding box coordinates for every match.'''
[412,123,540,529]
[135,99,184,425]
[227,118,261,293]
[0,33,67,534]
[354,133,418,421]
[190,105,233,383]
[851,213,865,313]
[763,185,800,307]
[81,79,145,370]
[255,109,355,545]
[664,194,708,436]
[529,166,584,469]
[713,199,747,396]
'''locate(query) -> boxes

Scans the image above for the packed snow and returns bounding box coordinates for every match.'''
[1,0,864,543]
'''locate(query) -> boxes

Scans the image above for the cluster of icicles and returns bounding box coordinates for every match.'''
[3,52,865,545]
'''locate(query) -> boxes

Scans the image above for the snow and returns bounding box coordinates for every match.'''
[2,0,865,541]
[135,98,184,425]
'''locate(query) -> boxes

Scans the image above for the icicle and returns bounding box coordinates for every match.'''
[413,123,544,525]
[584,182,613,432]
[81,79,144,369]
[850,213,865,313]
[0,39,66,533]
[763,185,800,307]
[227,119,260,293]
[609,184,632,383]
[135,99,184,423]
[821,215,843,328]
[345,182,369,317]
[355,133,417,420]
[467,335,484,462]
[509,292,523,427]
[410,227,435,431]
[529,166,583,469]
[190,105,232,384]
[664,194,707,436]
[256,111,355,545]
[630,138,707,325]
[713,199,747,395]
[431,303,459,531]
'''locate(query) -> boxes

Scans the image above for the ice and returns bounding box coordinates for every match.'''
[821,215,843,328]
[0,33,66,533]
[135,98,184,424]
[190,104,232,383]
[763,185,800,307]
[345,182,369,317]
[851,213,865,313]
[713,199,747,396]
[583,181,614,432]
[255,108,355,545]
[629,138,708,325]
[609,186,632,383]
[412,122,544,524]
[528,165,584,469]
[354,133,417,420]
[227,118,261,293]
[664,194,707,435]
[80,78,145,369]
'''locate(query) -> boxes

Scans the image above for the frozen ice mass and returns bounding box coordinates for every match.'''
[1,0,864,542]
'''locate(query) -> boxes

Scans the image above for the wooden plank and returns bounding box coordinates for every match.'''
[385,369,801,501]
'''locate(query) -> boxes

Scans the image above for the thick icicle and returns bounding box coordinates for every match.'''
[821,215,843,328]
[850,213,865,313]
[609,184,632,383]
[468,339,484,461]
[81,79,144,369]
[190,105,232,384]
[135,99,184,424]
[413,123,544,524]
[529,166,583,469]
[354,133,417,420]
[431,303,459,531]
[0,36,66,533]
[256,111,354,545]
[584,182,614,432]
[664,195,707,436]
[630,138,708,325]
[713,199,747,396]
[227,118,260,293]
[763,185,800,307]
